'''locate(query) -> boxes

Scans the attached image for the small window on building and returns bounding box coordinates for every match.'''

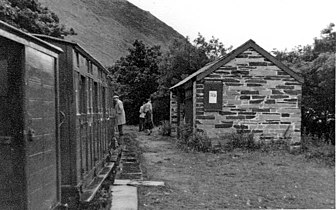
[204,81,223,111]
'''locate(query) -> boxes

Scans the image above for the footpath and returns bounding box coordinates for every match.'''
[110,127,164,210]
[108,126,335,209]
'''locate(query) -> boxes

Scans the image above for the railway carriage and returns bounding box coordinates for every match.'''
[33,34,116,208]
[0,21,63,210]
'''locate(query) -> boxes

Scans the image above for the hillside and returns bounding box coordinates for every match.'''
[38,0,185,66]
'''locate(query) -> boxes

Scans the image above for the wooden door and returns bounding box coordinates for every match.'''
[25,47,60,210]
[0,38,25,210]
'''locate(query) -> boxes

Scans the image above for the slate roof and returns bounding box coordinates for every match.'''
[170,39,303,90]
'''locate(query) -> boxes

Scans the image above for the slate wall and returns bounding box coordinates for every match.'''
[196,48,302,143]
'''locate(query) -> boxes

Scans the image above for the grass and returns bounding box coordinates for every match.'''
[301,134,335,166]
[131,127,335,209]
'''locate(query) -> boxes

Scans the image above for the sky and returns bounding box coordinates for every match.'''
[127,0,336,52]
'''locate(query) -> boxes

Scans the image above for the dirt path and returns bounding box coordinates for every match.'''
[124,126,335,209]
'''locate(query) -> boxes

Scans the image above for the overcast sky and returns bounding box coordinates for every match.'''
[127,0,336,52]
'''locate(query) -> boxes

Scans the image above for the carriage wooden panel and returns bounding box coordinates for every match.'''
[33,34,114,207]
[0,21,62,210]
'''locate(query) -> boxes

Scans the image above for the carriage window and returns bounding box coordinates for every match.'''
[99,85,103,113]
[0,56,8,96]
[101,86,106,115]
[79,76,86,114]
[93,82,98,113]
[87,79,92,113]
[86,60,90,73]
[90,63,93,74]
[75,51,79,67]
[75,73,80,114]
[102,87,106,116]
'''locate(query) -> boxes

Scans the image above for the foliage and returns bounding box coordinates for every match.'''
[108,40,162,124]
[0,0,75,37]
[176,123,212,152]
[158,120,171,136]
[156,37,209,93]
[152,34,230,123]
[193,33,232,62]
[157,34,230,95]
[109,34,230,125]
[273,23,335,144]
[301,133,335,166]
[152,94,170,126]
[221,131,258,152]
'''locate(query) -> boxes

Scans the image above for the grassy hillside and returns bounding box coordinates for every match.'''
[38,0,185,66]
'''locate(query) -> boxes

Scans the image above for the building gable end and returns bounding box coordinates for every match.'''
[196,40,303,83]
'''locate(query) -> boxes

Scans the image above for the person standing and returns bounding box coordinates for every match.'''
[139,101,146,132]
[113,95,126,136]
[144,98,153,135]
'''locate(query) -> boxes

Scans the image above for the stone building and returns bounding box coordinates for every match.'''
[170,39,303,143]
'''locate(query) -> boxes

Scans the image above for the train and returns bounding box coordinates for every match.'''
[0,20,118,210]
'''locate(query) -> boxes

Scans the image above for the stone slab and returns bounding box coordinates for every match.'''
[114,179,165,186]
[111,185,137,210]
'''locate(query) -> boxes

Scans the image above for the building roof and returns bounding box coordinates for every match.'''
[170,39,304,90]
[32,34,109,74]
[0,20,63,54]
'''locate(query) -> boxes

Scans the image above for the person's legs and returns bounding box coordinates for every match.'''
[118,124,123,136]
[139,118,144,131]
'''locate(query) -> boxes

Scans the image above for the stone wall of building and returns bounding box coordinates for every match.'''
[196,48,302,143]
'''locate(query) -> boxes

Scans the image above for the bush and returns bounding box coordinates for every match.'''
[220,124,290,152]
[158,120,171,136]
[176,123,212,152]
[221,132,259,152]
[302,134,335,166]
[259,138,289,152]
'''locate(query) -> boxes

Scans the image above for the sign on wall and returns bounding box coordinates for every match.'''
[204,81,223,110]
[209,91,217,103]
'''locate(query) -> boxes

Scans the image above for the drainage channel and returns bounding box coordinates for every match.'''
[116,149,143,180]
[111,135,164,210]
[111,135,143,210]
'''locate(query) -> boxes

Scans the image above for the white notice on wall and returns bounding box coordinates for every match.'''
[209,91,217,103]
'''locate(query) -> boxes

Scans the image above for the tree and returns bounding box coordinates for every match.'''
[0,0,75,37]
[108,40,162,124]
[153,34,231,124]
[157,34,231,95]
[273,23,335,143]
[194,33,232,61]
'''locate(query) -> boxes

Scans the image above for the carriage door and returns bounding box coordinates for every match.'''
[79,75,88,176]
[0,39,24,210]
[25,47,60,210]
